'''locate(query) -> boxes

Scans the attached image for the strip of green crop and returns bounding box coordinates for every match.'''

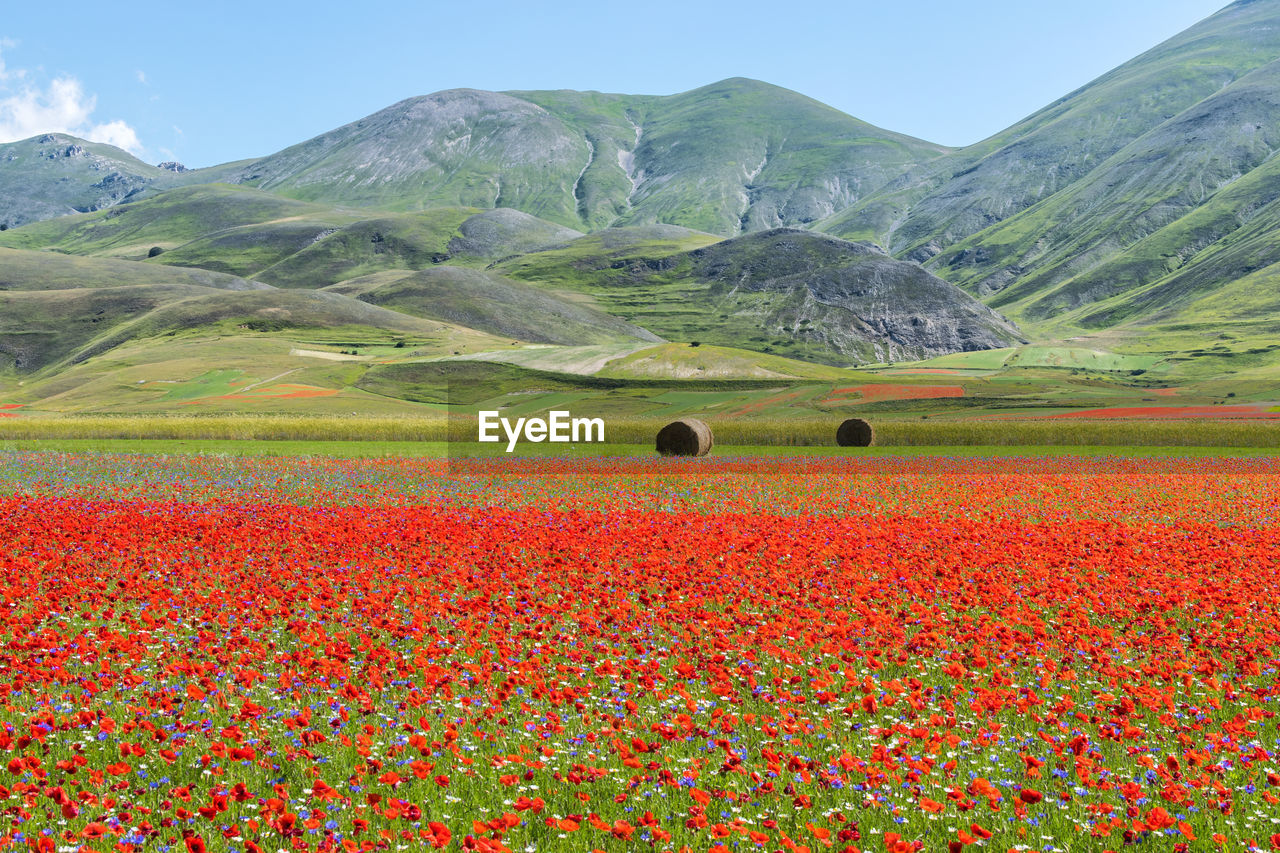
[3,439,1276,458]
[1,415,1278,447]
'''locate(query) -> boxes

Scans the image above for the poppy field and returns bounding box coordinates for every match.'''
[2,452,1280,853]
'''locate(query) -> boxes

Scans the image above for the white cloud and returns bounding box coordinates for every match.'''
[0,42,144,156]
[135,69,147,85]
[88,118,142,153]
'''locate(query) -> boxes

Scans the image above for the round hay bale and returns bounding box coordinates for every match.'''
[836,418,874,447]
[656,418,714,457]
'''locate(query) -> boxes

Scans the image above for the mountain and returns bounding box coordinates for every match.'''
[510,79,951,234]
[226,78,948,236]
[0,134,251,230]
[0,134,164,229]
[494,228,1024,364]
[970,58,1280,320]
[824,1,1280,255]
[820,0,1280,337]
[12,1,1280,386]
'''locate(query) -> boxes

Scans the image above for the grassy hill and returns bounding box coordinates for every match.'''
[3,192,1021,366]
[0,247,524,374]
[0,184,353,260]
[937,55,1280,316]
[0,246,269,292]
[324,267,660,345]
[0,185,584,287]
[494,229,1023,364]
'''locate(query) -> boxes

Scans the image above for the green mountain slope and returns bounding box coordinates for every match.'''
[513,79,951,235]
[224,79,946,236]
[0,184,352,260]
[232,89,595,225]
[0,246,269,292]
[823,0,1280,262]
[938,55,1280,316]
[986,128,1280,331]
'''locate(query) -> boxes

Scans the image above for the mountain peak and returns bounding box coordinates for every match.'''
[0,134,162,229]
[213,80,953,236]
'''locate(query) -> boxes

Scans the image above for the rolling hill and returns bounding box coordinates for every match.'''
[0,245,656,379]
[0,185,583,284]
[3,186,1017,367]
[324,267,662,346]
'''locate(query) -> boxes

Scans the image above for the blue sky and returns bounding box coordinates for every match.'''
[0,0,1231,167]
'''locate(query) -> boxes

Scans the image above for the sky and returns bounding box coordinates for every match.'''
[0,0,1233,168]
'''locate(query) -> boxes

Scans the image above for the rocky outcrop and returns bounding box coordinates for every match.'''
[689,229,1023,362]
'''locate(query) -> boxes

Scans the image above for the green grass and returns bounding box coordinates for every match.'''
[5,438,1277,459]
[157,368,245,401]
[1003,346,1161,372]
[0,245,263,291]
[0,184,340,260]
[898,347,1015,371]
[4,413,1280,448]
